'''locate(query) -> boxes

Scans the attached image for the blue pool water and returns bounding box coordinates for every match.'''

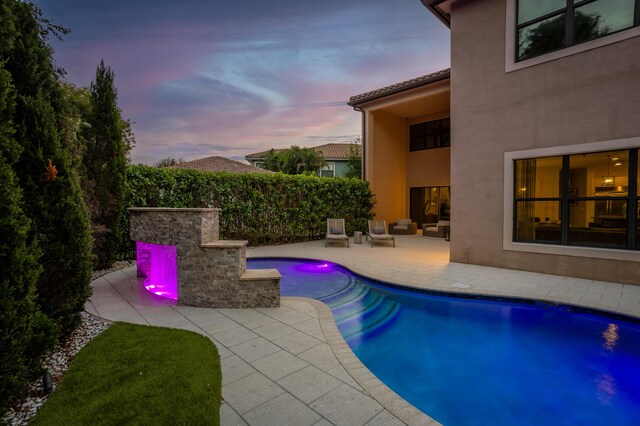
[248,258,640,426]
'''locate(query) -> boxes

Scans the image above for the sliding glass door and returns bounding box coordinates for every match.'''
[410,186,451,227]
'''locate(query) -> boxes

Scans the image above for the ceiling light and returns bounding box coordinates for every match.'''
[601,155,616,187]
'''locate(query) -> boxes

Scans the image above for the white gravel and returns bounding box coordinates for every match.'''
[2,311,113,424]
[92,260,135,280]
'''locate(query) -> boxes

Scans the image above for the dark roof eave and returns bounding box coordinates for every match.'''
[347,69,450,107]
[421,0,451,27]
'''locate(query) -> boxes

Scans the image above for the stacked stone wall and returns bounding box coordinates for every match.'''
[130,208,279,308]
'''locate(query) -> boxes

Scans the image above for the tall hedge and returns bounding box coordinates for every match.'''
[0,62,41,413]
[1,1,93,333]
[120,165,375,255]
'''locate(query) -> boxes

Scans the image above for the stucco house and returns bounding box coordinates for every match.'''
[349,0,640,284]
[246,143,358,177]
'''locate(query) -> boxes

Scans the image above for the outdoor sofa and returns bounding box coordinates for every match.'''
[388,219,417,235]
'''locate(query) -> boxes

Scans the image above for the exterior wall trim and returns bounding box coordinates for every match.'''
[356,82,450,113]
[505,0,640,73]
[503,137,640,262]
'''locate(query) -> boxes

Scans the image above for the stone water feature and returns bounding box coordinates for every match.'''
[130,208,280,308]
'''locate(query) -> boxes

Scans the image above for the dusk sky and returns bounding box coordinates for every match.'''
[35,0,450,165]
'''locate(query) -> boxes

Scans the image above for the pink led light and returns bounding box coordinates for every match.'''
[137,241,178,300]
[293,262,336,274]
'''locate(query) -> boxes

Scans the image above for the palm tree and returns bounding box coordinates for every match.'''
[262,149,284,172]
[283,146,325,175]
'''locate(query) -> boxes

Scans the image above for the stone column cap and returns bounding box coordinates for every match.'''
[202,240,248,248]
[240,269,282,280]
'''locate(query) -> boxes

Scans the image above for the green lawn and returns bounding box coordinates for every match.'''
[32,322,221,425]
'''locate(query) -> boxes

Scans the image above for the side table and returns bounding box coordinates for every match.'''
[354,231,363,244]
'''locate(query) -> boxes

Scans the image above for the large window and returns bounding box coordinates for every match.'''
[516,0,639,61]
[514,149,639,250]
[410,118,450,152]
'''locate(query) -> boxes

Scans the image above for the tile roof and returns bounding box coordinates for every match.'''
[246,143,357,160]
[172,156,273,174]
[347,68,450,106]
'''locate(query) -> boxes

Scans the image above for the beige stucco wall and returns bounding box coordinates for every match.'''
[450,0,640,283]
[406,148,451,189]
[367,110,407,223]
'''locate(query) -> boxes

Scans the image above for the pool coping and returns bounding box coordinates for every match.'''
[249,256,640,425]
[286,296,439,426]
[250,256,640,324]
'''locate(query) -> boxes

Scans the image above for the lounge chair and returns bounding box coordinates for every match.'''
[326,218,349,247]
[368,220,395,247]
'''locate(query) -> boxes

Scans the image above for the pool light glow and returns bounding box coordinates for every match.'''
[137,241,178,300]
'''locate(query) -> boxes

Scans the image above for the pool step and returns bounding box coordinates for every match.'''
[318,282,364,307]
[333,291,384,322]
[338,298,401,340]
[319,281,401,341]
[254,260,401,342]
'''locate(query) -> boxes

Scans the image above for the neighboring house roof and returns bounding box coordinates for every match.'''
[172,156,273,174]
[246,143,356,161]
[347,68,450,106]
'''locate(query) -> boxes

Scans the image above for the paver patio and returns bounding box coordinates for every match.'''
[85,234,640,426]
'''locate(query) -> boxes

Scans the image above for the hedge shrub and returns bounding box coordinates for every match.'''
[119,165,375,256]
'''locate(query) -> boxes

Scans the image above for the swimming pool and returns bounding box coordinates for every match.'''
[248,258,640,426]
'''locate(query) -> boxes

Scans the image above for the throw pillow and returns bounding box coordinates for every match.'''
[372,226,385,234]
[330,227,342,234]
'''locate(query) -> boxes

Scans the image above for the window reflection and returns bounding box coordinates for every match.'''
[518,0,566,24]
[516,0,638,62]
[518,14,566,60]
[574,0,635,44]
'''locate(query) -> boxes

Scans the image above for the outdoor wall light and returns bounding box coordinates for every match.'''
[42,370,53,395]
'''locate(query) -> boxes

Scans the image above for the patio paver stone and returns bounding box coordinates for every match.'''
[87,235,639,426]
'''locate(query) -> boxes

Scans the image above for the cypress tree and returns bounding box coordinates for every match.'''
[1,0,93,333]
[0,62,41,412]
[85,60,127,268]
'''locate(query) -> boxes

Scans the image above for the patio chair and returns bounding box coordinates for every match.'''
[388,219,417,235]
[422,220,450,238]
[368,220,395,247]
[326,218,349,247]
